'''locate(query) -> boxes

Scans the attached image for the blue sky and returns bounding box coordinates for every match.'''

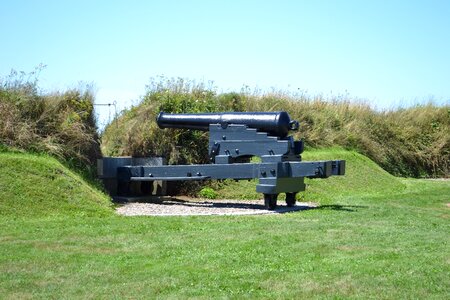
[1,0,449,127]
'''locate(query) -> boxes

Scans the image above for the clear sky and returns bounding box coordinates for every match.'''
[1,0,449,127]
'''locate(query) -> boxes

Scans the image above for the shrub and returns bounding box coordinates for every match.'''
[0,67,101,174]
[198,187,218,199]
[102,77,221,165]
[102,77,449,197]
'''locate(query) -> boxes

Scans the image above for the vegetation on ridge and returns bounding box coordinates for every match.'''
[102,77,449,187]
[0,67,101,174]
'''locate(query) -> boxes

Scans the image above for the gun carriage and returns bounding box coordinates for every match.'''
[115,111,345,210]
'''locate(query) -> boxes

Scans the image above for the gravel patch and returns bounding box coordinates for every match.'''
[116,197,318,216]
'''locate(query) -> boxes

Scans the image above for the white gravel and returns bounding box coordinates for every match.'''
[116,197,317,216]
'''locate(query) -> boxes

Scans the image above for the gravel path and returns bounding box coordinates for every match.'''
[116,197,317,216]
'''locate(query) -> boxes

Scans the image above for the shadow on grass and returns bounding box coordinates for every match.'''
[115,196,368,215]
[115,196,314,214]
[314,204,368,212]
[158,197,314,213]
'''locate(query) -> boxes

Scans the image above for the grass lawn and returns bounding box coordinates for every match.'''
[0,150,449,298]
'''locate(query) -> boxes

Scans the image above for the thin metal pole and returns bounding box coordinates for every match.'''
[94,102,117,128]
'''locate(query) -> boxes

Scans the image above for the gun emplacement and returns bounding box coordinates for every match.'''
[114,111,345,209]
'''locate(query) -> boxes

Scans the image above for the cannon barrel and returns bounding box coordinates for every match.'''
[156,111,299,138]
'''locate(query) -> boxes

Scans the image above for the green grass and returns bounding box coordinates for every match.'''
[101,77,449,178]
[0,152,113,217]
[1,68,101,172]
[0,149,449,298]
[213,148,407,202]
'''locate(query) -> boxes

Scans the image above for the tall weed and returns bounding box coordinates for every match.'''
[101,77,449,184]
[0,68,101,173]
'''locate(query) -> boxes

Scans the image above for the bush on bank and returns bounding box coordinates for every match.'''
[102,77,449,183]
[0,68,101,174]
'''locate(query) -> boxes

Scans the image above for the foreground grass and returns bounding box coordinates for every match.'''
[1,181,449,298]
[0,150,449,298]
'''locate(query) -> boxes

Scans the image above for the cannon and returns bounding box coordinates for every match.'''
[157,111,299,138]
[117,111,345,210]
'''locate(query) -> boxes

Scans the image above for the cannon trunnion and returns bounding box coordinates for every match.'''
[117,111,345,210]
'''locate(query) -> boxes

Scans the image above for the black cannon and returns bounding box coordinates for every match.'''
[157,111,299,138]
[117,111,345,209]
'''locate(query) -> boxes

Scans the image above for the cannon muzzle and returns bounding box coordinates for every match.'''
[156,111,299,138]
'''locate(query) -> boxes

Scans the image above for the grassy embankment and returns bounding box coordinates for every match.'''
[0,151,112,218]
[0,67,101,178]
[212,147,407,202]
[102,77,449,182]
[1,149,449,299]
[1,73,448,298]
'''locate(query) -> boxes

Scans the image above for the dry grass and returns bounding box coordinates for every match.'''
[0,68,100,172]
[102,77,449,182]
